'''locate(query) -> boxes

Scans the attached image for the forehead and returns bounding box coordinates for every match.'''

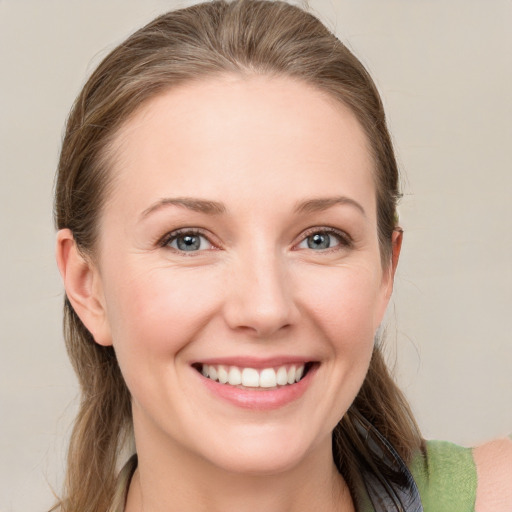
[107,74,376,217]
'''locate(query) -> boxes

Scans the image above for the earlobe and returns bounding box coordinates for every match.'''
[56,229,112,346]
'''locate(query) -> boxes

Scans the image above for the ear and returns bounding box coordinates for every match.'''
[382,228,403,296]
[56,229,112,346]
[389,228,403,283]
[375,228,403,325]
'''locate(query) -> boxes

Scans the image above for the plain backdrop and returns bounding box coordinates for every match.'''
[1,1,511,510]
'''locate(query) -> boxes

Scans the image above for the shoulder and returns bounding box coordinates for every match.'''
[473,436,512,512]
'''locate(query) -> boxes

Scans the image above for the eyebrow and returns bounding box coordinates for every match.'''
[140,195,365,220]
[294,196,366,216]
[140,197,226,219]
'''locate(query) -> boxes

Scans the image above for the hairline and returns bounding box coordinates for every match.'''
[90,70,393,266]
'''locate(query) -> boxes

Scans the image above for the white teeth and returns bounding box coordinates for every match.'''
[287,365,296,385]
[228,366,242,386]
[276,366,288,386]
[201,363,307,388]
[218,365,228,384]
[242,368,259,387]
[259,368,277,388]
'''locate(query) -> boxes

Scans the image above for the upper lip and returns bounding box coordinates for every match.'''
[191,356,316,369]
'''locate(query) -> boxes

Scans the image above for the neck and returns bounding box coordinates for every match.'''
[125,421,354,512]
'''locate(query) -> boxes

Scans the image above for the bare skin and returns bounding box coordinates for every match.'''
[125,442,354,512]
[57,74,399,512]
[474,437,512,511]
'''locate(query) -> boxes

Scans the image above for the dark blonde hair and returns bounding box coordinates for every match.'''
[53,1,422,510]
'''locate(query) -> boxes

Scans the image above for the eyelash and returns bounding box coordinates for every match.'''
[158,228,215,253]
[158,227,352,254]
[296,227,352,252]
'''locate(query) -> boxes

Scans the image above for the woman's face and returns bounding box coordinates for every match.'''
[87,75,397,474]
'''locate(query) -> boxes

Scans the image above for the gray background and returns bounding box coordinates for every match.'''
[1,1,511,510]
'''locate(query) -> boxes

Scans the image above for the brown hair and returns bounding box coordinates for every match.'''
[53,1,422,510]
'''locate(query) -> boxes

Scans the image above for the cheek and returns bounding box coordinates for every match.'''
[102,265,226,417]
[103,264,223,360]
[295,266,381,427]
[298,263,385,343]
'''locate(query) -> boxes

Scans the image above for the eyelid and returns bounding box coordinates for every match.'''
[156,226,352,253]
[294,226,353,250]
[158,227,219,252]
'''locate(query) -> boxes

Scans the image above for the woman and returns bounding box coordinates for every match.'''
[53,0,511,511]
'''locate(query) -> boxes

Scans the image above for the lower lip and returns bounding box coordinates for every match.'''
[196,365,317,410]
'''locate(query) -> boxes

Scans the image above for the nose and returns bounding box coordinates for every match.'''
[222,247,298,338]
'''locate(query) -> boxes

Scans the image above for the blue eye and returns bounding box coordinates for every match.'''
[166,231,212,252]
[298,230,345,251]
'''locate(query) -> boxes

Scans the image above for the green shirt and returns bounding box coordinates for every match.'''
[411,441,477,512]
[358,440,477,512]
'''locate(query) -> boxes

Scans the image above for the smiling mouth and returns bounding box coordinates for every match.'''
[193,362,315,389]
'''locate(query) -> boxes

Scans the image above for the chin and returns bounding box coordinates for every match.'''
[210,448,310,476]
[194,425,328,476]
